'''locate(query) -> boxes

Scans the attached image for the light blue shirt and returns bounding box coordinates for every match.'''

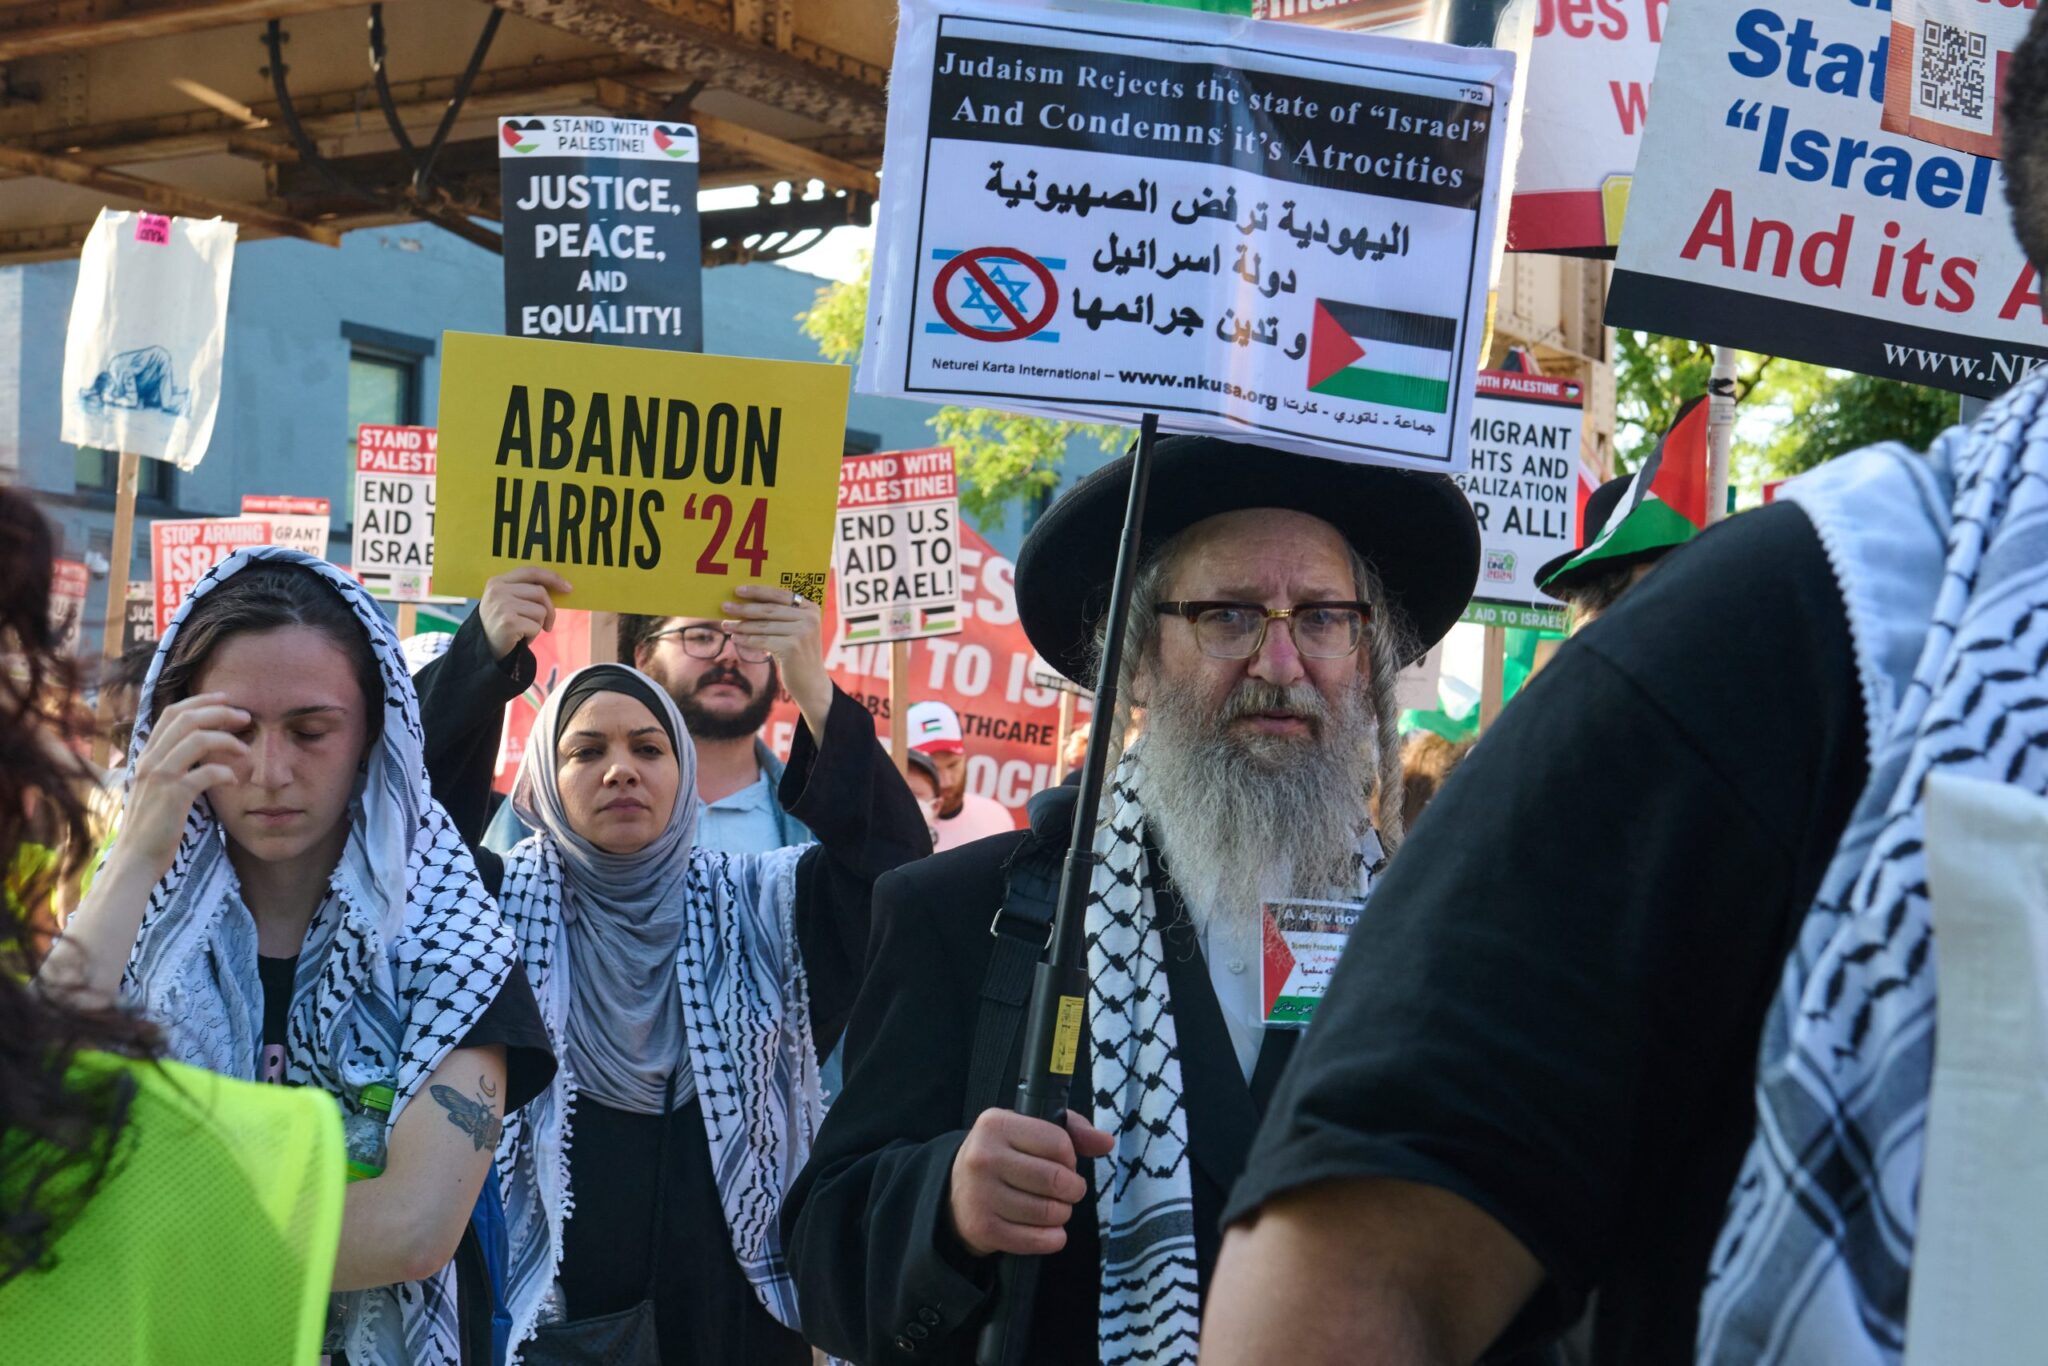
[697,770,787,856]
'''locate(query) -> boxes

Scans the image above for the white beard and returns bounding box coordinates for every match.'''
[1134,672,1376,963]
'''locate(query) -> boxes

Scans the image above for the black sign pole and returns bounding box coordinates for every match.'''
[976,411,1159,1366]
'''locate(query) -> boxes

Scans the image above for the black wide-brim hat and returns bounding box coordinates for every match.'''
[1016,435,1480,686]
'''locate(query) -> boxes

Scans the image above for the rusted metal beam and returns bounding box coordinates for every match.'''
[0,141,340,245]
[494,0,886,135]
[0,0,367,62]
[594,80,880,195]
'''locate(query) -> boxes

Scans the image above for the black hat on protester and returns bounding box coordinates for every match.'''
[1015,434,1480,687]
[1532,475,1683,601]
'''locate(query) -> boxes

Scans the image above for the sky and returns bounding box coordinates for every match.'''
[699,182,874,285]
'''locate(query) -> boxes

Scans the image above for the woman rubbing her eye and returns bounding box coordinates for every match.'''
[411,568,928,1365]
[41,552,556,1366]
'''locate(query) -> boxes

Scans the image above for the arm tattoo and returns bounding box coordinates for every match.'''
[431,1076,504,1152]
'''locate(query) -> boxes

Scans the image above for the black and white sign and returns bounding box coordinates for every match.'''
[499,115,703,351]
[861,0,1514,473]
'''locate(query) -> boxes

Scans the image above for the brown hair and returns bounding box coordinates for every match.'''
[150,560,384,747]
[0,488,161,1286]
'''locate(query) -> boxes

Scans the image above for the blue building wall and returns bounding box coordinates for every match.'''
[4,223,1115,651]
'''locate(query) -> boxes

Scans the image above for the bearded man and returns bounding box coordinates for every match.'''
[780,436,1478,1366]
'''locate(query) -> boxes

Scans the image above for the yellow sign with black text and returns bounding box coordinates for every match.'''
[433,332,849,617]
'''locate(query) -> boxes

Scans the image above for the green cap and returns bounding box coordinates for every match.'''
[359,1083,396,1114]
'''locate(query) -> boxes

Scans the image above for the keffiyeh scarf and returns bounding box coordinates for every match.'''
[1696,371,2048,1362]
[492,665,822,1360]
[1086,750,1380,1366]
[118,548,517,1366]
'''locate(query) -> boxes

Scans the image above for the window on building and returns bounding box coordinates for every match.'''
[74,448,173,501]
[343,329,429,529]
[844,429,881,456]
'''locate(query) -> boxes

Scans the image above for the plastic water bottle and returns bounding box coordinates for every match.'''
[343,1082,396,1183]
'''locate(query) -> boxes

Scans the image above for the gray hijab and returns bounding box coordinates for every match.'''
[512,663,701,1114]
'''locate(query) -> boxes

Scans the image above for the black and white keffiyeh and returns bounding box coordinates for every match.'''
[1696,372,2048,1362]
[492,663,822,1360]
[1086,749,1380,1366]
[117,547,517,1366]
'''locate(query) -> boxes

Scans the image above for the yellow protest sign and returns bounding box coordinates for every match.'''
[433,332,849,617]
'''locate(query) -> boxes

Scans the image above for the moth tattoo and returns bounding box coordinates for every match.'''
[432,1075,503,1152]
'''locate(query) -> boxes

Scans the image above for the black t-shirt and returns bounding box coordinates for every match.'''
[1226,502,1871,1365]
[256,952,555,1366]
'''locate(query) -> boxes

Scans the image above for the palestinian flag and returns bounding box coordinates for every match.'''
[1306,300,1456,414]
[1542,395,1708,585]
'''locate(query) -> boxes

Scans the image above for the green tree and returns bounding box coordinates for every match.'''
[798,256,1128,529]
[1613,330,1959,494]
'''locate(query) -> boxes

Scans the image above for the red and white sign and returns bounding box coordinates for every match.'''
[353,424,438,599]
[241,494,331,560]
[151,518,271,634]
[772,522,1091,825]
[835,446,964,645]
[50,559,89,655]
[1506,0,1666,252]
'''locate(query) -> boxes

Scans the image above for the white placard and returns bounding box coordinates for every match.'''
[240,494,332,560]
[353,424,438,597]
[835,446,965,643]
[861,0,1515,472]
[1452,370,1581,630]
[61,210,236,471]
[1608,0,2044,396]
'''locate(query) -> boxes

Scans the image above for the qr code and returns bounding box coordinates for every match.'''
[780,572,827,602]
[1920,20,1989,121]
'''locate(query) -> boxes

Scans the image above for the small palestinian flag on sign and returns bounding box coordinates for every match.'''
[1306,300,1457,414]
[1539,395,1708,588]
[844,612,883,644]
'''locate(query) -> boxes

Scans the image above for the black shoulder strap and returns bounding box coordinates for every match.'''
[962,784,1079,1127]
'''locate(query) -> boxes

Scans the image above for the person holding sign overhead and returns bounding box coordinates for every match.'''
[782,436,1482,1366]
[412,567,927,1365]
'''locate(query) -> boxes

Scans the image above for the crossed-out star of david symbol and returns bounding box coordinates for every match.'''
[957,262,1036,325]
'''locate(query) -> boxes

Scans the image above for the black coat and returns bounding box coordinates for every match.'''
[781,805,1300,1366]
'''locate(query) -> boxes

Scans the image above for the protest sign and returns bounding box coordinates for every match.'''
[353,424,440,600]
[1503,0,1663,252]
[1607,0,2044,396]
[1882,0,2026,161]
[1252,0,1442,40]
[499,116,703,351]
[772,522,1087,824]
[835,446,964,644]
[1452,370,1580,630]
[861,0,1513,473]
[121,581,157,652]
[241,495,331,560]
[151,518,270,634]
[61,210,236,472]
[433,332,849,618]
[50,560,89,656]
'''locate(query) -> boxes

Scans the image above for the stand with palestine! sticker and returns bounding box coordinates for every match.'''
[855,4,1514,1361]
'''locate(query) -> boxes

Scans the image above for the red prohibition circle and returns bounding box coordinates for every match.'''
[931,247,1059,343]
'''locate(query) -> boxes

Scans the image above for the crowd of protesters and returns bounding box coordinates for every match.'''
[10,17,2048,1366]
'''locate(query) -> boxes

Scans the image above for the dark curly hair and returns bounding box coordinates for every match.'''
[2003,9,2048,272]
[0,488,161,1288]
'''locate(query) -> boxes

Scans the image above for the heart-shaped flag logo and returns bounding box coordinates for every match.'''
[653,126,689,158]
[501,122,538,154]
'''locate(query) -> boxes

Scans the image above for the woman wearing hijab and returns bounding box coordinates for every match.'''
[412,567,927,1365]
[42,549,556,1366]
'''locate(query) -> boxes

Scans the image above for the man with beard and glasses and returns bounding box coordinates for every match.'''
[483,611,814,856]
[780,436,1480,1366]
